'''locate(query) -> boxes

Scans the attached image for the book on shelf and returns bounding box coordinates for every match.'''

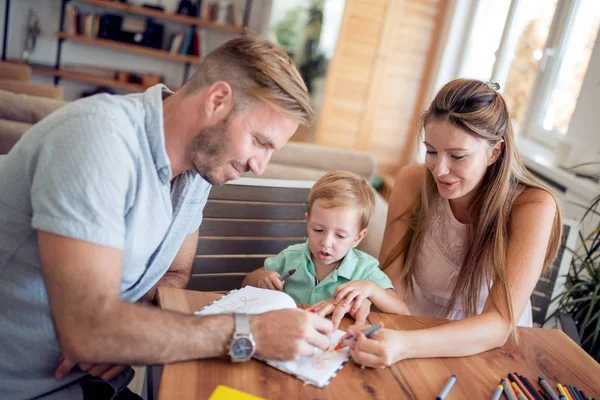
[82,14,100,38]
[169,32,185,54]
[200,1,242,26]
[64,4,80,35]
[180,27,194,56]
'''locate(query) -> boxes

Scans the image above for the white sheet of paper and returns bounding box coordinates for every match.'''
[194,286,297,315]
[194,286,351,388]
[259,329,350,388]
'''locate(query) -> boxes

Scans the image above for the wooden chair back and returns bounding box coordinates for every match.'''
[187,178,314,292]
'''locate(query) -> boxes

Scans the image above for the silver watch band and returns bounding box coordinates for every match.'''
[233,313,250,335]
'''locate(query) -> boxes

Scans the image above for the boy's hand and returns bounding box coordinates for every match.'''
[333,280,376,309]
[308,299,352,330]
[257,270,284,291]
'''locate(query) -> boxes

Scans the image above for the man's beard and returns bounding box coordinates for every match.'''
[189,116,246,185]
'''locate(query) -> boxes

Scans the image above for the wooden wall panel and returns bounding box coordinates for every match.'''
[315,0,389,150]
[315,0,448,172]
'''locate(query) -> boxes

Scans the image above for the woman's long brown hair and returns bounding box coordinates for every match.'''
[381,79,562,333]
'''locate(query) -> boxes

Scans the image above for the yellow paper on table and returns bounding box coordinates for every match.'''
[208,385,265,400]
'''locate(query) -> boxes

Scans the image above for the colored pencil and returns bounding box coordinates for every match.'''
[518,374,542,400]
[538,377,560,400]
[512,383,528,400]
[502,378,518,400]
[333,321,384,351]
[279,268,296,282]
[557,384,572,400]
[491,384,503,400]
[539,390,551,400]
[509,373,533,400]
[436,375,457,400]
[568,386,582,400]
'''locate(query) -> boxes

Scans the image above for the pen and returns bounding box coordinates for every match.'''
[502,378,517,400]
[279,269,296,282]
[333,321,384,350]
[436,375,457,400]
[491,384,503,400]
[538,377,560,400]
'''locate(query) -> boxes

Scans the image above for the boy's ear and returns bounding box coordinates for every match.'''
[352,228,368,248]
[305,212,309,223]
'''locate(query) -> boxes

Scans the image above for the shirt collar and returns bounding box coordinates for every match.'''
[301,240,359,280]
[142,84,173,184]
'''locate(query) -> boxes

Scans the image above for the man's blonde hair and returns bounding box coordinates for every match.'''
[182,34,313,126]
[307,170,375,231]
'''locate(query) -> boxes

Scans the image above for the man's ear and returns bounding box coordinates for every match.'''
[205,81,233,120]
[488,139,504,166]
[352,228,368,248]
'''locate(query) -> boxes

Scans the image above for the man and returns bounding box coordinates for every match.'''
[0,35,333,399]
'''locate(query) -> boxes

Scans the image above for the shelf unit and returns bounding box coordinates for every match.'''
[55,32,204,65]
[1,0,253,94]
[31,64,149,92]
[75,0,248,34]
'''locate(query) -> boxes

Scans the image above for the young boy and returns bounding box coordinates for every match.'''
[242,170,409,316]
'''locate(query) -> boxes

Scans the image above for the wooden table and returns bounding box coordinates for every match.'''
[156,287,600,399]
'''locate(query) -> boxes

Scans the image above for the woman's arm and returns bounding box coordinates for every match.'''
[379,164,425,295]
[368,288,411,315]
[351,188,558,364]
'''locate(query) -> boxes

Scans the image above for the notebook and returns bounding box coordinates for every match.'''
[195,286,351,388]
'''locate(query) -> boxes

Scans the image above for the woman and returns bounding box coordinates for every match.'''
[345,79,562,367]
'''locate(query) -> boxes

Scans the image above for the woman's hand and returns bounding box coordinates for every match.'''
[346,326,406,369]
[257,270,284,291]
[333,280,376,310]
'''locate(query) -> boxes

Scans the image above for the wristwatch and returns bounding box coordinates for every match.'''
[228,313,256,362]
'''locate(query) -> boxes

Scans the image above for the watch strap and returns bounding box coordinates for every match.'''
[233,313,250,336]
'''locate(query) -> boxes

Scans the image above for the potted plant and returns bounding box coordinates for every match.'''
[550,193,600,362]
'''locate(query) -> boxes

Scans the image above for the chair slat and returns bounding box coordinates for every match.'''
[196,237,303,255]
[192,256,268,274]
[203,200,306,220]
[187,274,246,292]
[199,219,306,237]
[209,185,309,203]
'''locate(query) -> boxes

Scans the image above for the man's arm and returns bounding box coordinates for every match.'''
[39,231,333,367]
[143,230,198,303]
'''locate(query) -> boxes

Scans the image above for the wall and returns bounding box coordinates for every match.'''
[563,28,600,170]
[314,0,448,172]
[0,0,272,100]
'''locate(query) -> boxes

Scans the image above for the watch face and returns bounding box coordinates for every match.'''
[231,337,254,359]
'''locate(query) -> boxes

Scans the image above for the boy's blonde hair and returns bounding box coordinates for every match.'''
[182,34,313,126]
[307,170,375,231]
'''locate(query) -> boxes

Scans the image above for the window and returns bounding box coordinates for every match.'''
[450,0,600,147]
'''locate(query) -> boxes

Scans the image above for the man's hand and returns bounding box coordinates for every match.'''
[256,270,284,291]
[250,308,332,360]
[333,280,377,309]
[55,356,128,382]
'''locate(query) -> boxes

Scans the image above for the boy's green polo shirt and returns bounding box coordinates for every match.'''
[264,241,394,304]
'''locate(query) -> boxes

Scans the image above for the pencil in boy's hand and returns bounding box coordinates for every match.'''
[333,321,384,351]
[279,269,296,282]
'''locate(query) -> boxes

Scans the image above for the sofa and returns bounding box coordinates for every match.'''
[0,89,389,257]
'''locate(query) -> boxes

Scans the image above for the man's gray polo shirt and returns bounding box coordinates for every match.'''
[0,84,211,399]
